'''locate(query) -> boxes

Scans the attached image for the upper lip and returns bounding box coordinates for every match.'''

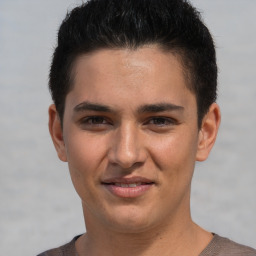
[101,176,154,184]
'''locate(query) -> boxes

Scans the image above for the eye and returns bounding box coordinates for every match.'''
[79,116,112,131]
[143,116,178,132]
[83,116,107,125]
[148,117,176,126]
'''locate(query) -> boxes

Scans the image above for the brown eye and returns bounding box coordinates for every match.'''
[79,116,113,131]
[148,117,175,126]
[85,116,106,124]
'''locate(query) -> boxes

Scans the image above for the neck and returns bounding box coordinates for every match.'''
[76,205,212,256]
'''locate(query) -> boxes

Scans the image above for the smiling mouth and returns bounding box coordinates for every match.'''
[106,182,151,188]
[102,178,154,198]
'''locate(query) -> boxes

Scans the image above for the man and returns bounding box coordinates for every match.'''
[38,0,256,255]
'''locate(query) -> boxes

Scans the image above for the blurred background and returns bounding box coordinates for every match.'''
[0,0,255,255]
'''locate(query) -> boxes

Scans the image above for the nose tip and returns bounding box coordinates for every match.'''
[109,141,141,169]
[108,126,146,169]
[112,149,139,169]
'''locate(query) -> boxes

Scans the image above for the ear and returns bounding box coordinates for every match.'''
[196,103,221,162]
[48,104,67,162]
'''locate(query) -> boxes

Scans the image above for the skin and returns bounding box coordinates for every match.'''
[49,45,221,256]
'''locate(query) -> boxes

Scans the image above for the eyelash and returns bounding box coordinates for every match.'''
[80,116,111,125]
[79,116,178,131]
[145,117,177,127]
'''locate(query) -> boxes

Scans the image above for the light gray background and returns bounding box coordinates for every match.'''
[0,0,255,255]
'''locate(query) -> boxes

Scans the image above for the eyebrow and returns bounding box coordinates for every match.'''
[73,101,184,114]
[74,101,112,113]
[138,103,184,113]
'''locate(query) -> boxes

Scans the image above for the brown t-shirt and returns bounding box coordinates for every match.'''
[37,234,256,256]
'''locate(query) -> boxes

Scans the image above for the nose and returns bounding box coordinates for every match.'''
[108,123,147,169]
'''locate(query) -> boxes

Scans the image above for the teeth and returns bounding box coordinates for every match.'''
[114,182,142,187]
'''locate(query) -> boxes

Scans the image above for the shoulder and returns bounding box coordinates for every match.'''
[201,234,256,256]
[37,235,80,256]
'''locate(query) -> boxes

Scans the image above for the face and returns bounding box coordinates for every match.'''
[49,46,220,234]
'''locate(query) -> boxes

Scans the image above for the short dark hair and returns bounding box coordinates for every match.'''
[49,0,217,127]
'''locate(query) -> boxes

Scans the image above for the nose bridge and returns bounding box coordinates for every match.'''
[109,121,144,168]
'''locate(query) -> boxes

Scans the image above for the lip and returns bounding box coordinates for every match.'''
[101,176,155,198]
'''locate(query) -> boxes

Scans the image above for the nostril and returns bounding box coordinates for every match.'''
[107,128,147,168]
[108,150,139,168]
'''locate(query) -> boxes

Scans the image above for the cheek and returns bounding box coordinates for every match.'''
[65,131,107,167]
[64,132,109,192]
[148,131,199,174]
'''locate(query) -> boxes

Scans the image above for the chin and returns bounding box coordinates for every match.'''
[102,207,156,233]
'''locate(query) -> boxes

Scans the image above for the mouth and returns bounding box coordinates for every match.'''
[101,177,154,198]
[109,182,149,188]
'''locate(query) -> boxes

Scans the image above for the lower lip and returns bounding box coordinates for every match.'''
[103,184,153,198]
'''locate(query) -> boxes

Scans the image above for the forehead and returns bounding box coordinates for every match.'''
[67,46,196,112]
[73,46,185,80]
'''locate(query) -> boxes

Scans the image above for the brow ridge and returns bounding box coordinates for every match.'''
[73,101,184,114]
[74,101,112,113]
[138,103,184,113]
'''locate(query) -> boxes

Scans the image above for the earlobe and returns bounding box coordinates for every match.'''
[48,104,67,162]
[196,103,221,162]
